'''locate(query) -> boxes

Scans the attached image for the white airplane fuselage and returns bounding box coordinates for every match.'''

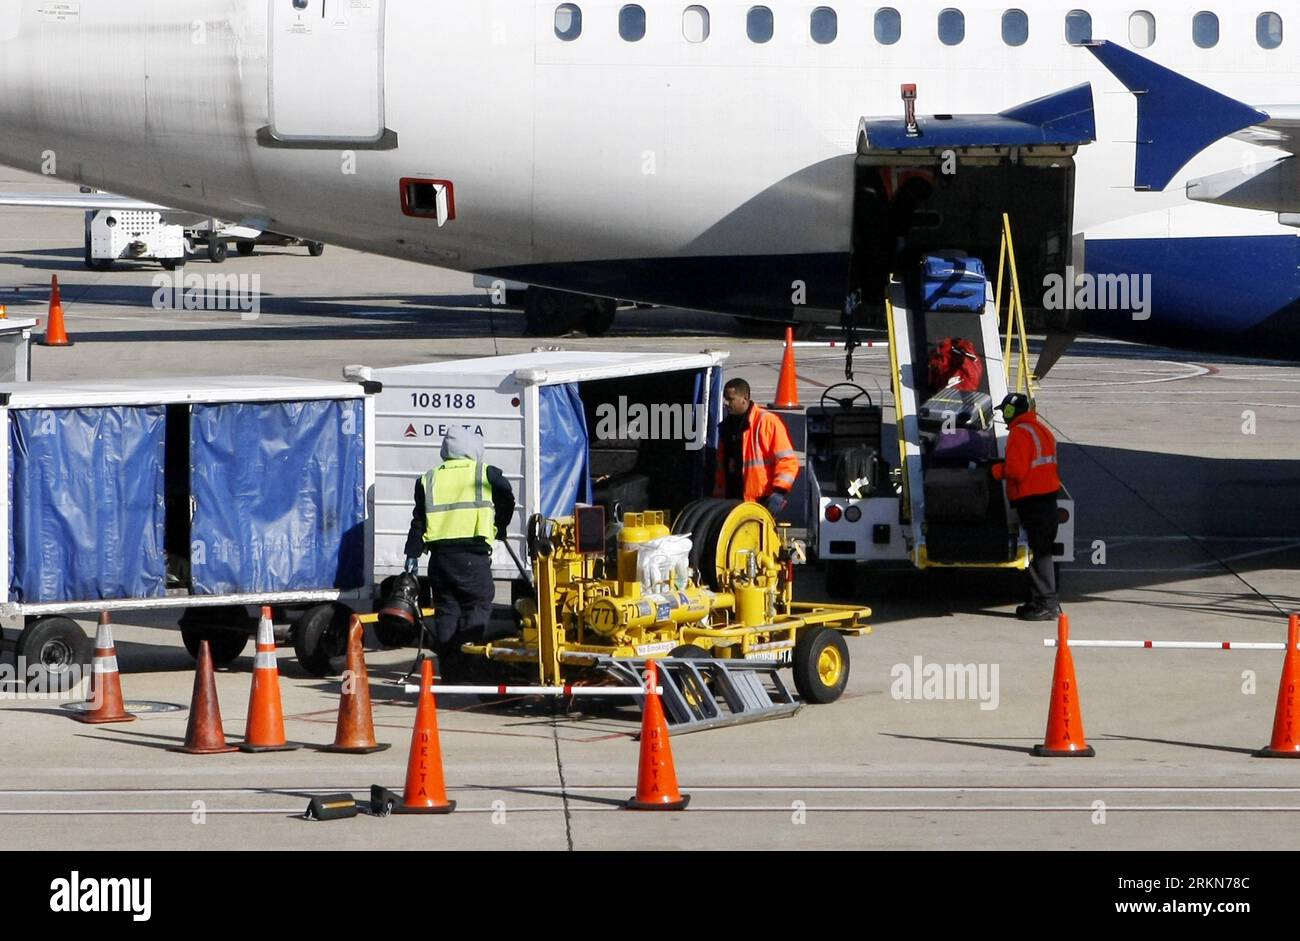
[0,0,1296,351]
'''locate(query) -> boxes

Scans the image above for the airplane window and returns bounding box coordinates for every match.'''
[683,6,709,42]
[554,3,582,41]
[619,4,646,41]
[747,6,774,43]
[874,7,901,44]
[810,6,837,44]
[1257,12,1282,49]
[1128,10,1155,47]
[1001,8,1028,45]
[1192,11,1218,48]
[938,8,964,45]
[1064,9,1091,45]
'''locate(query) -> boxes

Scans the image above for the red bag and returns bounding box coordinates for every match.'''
[927,337,984,393]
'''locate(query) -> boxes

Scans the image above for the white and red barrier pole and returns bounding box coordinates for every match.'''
[401,684,663,697]
[1043,639,1296,651]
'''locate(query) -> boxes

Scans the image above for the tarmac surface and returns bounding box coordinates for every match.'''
[3,172,1300,851]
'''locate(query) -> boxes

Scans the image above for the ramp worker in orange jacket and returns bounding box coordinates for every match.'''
[713,378,799,515]
[990,393,1062,621]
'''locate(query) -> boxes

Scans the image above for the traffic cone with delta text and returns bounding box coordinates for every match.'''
[626,659,690,810]
[370,658,455,814]
[75,612,136,725]
[1257,613,1300,758]
[768,326,802,409]
[322,616,391,754]
[1032,612,1095,757]
[37,274,73,347]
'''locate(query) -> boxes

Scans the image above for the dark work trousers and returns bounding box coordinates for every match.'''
[1014,493,1060,611]
[426,546,495,672]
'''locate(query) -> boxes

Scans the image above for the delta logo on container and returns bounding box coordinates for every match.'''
[49,871,152,922]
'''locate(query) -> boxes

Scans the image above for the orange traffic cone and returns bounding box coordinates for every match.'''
[170,639,238,755]
[322,617,390,754]
[1032,613,1095,757]
[370,658,455,814]
[240,607,299,753]
[626,659,690,810]
[1257,613,1300,758]
[768,326,802,409]
[75,612,136,725]
[37,275,73,347]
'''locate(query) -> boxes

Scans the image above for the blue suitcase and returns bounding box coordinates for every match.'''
[921,253,987,312]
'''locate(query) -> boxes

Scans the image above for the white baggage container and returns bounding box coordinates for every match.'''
[354,350,729,584]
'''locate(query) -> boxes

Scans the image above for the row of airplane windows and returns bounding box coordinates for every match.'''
[552,5,1285,49]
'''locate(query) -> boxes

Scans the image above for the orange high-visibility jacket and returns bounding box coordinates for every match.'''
[713,403,799,501]
[991,411,1061,502]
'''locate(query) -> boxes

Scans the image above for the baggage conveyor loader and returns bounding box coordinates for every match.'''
[462,500,872,714]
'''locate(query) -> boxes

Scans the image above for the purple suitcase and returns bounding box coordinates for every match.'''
[928,427,997,464]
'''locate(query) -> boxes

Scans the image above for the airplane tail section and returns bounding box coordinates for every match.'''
[1084,40,1269,191]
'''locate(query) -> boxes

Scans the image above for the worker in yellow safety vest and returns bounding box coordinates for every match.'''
[404,425,515,681]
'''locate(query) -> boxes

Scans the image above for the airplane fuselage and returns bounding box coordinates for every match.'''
[0,0,1295,353]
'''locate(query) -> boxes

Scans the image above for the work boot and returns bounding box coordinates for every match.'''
[1017,605,1060,622]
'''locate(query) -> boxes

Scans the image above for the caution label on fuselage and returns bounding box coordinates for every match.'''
[35,2,79,22]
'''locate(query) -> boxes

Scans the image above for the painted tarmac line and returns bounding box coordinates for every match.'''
[8,785,1300,796]
[4,805,1300,816]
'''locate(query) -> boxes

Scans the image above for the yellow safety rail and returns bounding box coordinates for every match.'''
[883,283,911,524]
[994,213,1035,403]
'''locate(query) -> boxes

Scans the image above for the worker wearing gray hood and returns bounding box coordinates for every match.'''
[404,424,515,681]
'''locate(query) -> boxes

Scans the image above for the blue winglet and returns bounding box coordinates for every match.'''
[1085,40,1268,191]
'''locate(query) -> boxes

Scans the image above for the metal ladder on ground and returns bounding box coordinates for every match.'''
[596,656,802,735]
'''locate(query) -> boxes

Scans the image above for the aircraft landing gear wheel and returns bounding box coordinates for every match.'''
[791,626,849,704]
[207,238,227,263]
[293,603,352,677]
[523,287,580,336]
[581,298,617,336]
[236,241,256,257]
[307,241,325,257]
[16,617,93,691]
[825,560,858,600]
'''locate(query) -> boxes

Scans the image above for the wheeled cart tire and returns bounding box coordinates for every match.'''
[293,603,352,677]
[791,626,850,704]
[179,606,252,666]
[16,617,93,691]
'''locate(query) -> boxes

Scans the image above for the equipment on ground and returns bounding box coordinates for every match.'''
[462,500,871,708]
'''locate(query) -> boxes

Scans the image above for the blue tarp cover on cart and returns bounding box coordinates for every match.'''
[9,406,167,603]
[190,399,366,595]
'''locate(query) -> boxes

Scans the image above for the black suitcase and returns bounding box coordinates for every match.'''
[923,467,990,521]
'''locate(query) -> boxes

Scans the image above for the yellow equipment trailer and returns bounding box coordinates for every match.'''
[463,499,871,705]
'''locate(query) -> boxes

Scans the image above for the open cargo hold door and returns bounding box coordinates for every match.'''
[9,407,167,603]
[189,400,366,595]
[264,0,395,148]
[858,83,1095,567]
[851,82,1096,335]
